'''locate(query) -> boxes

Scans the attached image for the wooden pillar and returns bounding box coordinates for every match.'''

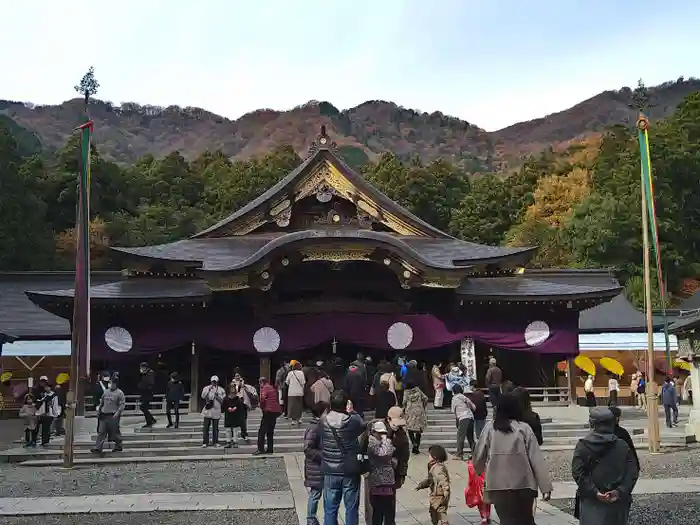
[189,342,199,413]
[260,356,271,381]
[567,356,577,405]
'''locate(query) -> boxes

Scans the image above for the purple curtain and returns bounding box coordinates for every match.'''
[92,311,579,358]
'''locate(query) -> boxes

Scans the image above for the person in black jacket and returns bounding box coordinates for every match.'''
[318,391,365,525]
[374,378,397,420]
[222,387,247,448]
[513,387,543,445]
[608,406,640,471]
[345,364,367,417]
[165,372,185,428]
[467,380,488,440]
[138,362,156,428]
[51,380,67,436]
[304,401,328,525]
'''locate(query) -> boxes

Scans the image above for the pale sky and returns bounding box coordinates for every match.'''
[2,0,697,131]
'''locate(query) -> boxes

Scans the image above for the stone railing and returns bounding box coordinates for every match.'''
[483,386,571,406]
[85,393,192,417]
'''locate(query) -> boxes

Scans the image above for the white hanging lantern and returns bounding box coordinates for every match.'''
[253,327,281,353]
[104,326,133,353]
[524,321,550,347]
[387,322,413,350]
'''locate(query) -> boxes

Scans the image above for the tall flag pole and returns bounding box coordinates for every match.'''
[636,113,672,368]
[637,113,661,452]
[63,118,93,468]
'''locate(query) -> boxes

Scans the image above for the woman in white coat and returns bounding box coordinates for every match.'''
[201,375,226,448]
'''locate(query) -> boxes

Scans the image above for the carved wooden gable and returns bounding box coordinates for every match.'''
[202,127,442,238]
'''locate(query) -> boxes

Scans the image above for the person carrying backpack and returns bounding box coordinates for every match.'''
[636,373,647,410]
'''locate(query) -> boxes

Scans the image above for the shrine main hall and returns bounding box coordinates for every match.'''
[20,128,622,390]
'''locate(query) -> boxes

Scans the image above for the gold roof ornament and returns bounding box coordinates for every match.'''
[307,125,338,157]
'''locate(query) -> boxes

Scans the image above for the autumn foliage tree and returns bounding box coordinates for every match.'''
[54,217,111,269]
[506,167,591,267]
[2,89,700,310]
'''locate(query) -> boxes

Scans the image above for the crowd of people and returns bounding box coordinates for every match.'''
[19,374,66,448]
[583,370,692,416]
[18,353,646,525]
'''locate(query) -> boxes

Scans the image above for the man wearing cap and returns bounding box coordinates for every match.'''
[571,407,639,525]
[32,375,49,401]
[138,362,156,428]
[318,390,366,525]
[201,375,226,447]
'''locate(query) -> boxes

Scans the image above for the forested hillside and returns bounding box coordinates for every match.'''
[1,90,700,308]
[1,78,698,171]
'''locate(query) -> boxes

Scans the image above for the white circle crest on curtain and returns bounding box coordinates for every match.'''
[387,322,413,350]
[104,326,133,353]
[253,327,281,353]
[524,321,550,347]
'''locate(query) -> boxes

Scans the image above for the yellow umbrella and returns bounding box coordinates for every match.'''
[0,372,11,382]
[674,360,692,372]
[599,357,624,377]
[56,373,69,385]
[574,355,596,376]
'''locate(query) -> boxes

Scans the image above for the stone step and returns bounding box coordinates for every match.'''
[10,431,680,462]
[96,427,607,443]
[140,415,556,430]
[13,439,690,468]
[40,433,604,450]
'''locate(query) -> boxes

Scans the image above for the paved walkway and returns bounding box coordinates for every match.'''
[549,477,700,500]
[1,451,699,523]
[283,454,577,525]
[0,491,294,515]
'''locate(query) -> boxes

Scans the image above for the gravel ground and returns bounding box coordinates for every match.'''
[2,510,299,525]
[551,493,700,525]
[543,447,700,481]
[0,458,288,498]
[0,419,24,451]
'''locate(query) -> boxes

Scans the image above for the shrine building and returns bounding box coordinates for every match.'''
[18,128,623,395]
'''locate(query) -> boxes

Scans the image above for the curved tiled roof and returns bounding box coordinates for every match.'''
[579,294,650,332]
[26,279,211,303]
[112,230,535,273]
[0,272,123,338]
[193,148,453,239]
[669,308,700,334]
[458,268,622,305]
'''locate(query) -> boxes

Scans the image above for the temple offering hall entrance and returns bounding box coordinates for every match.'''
[485,345,563,388]
[199,348,261,389]
[92,344,192,396]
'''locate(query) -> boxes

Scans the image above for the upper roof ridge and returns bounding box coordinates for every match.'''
[307,125,338,157]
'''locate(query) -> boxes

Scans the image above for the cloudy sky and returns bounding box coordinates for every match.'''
[2,0,697,130]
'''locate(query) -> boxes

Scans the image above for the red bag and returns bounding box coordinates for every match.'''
[465,461,485,508]
[465,461,492,523]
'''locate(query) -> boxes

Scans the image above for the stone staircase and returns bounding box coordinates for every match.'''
[2,408,689,466]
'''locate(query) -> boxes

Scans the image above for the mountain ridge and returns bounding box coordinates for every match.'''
[1,77,698,171]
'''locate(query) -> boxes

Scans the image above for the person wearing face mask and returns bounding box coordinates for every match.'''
[363,406,410,525]
[201,375,226,448]
[91,376,125,455]
[138,362,157,428]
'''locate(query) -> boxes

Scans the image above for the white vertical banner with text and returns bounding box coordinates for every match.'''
[460,337,477,384]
